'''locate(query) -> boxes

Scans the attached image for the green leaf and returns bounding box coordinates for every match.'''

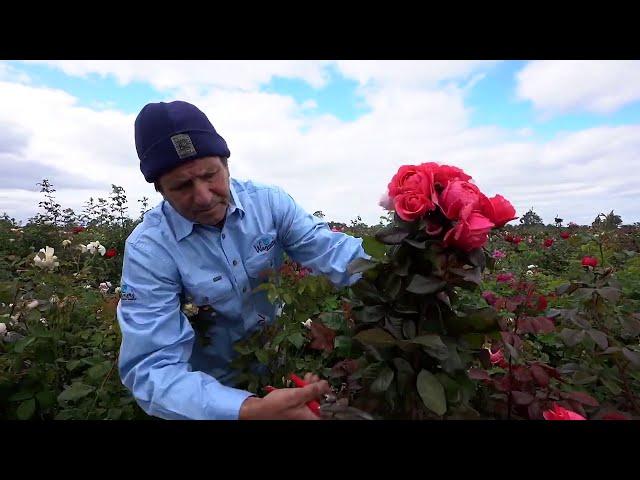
[8,391,34,402]
[447,307,500,334]
[555,283,580,296]
[402,319,416,339]
[392,357,414,392]
[403,238,427,249]
[560,328,586,347]
[35,390,57,409]
[417,370,447,416]
[393,255,411,277]
[13,336,36,354]
[353,305,386,324]
[410,335,449,361]
[347,257,379,275]
[597,287,621,303]
[16,398,36,420]
[406,275,446,295]
[57,383,95,403]
[255,349,269,364]
[586,329,608,350]
[622,348,640,369]
[383,274,402,300]
[375,225,410,245]
[287,332,306,349]
[370,366,395,393]
[362,236,387,260]
[87,362,112,381]
[334,336,352,356]
[600,377,622,395]
[354,328,397,348]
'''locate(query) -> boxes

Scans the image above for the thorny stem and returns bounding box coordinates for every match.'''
[614,358,640,415]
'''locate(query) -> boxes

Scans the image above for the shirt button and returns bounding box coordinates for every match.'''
[233,259,238,266]
[221,233,226,239]
[242,286,247,293]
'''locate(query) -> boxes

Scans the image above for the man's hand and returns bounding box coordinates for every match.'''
[239,373,330,420]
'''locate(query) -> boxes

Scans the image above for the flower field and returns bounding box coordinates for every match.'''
[1,173,639,420]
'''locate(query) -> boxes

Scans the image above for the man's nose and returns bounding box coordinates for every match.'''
[193,180,213,207]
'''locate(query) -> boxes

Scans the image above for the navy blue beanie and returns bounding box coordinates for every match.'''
[134,100,231,183]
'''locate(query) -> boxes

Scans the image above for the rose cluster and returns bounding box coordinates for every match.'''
[381,163,517,251]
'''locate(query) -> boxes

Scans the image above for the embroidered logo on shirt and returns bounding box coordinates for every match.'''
[253,234,276,253]
[170,133,197,159]
[120,283,137,301]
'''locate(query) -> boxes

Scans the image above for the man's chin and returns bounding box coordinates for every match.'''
[195,205,226,225]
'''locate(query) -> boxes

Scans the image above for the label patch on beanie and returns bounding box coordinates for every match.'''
[171,134,197,159]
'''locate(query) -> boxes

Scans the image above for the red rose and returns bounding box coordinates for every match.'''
[105,248,117,258]
[560,232,571,239]
[394,192,435,222]
[543,404,586,420]
[72,226,85,234]
[543,238,554,248]
[443,212,494,252]
[388,165,433,198]
[582,256,598,267]
[438,180,488,221]
[484,195,518,228]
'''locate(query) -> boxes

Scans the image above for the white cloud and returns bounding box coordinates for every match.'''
[334,60,499,89]
[1,60,640,229]
[516,60,640,115]
[22,60,332,91]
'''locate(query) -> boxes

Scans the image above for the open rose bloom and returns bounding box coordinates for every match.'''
[384,163,517,252]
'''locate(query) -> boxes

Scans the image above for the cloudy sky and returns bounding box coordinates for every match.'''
[1,60,639,226]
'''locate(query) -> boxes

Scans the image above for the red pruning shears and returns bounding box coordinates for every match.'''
[263,373,321,417]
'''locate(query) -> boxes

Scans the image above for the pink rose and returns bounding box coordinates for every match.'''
[581,256,598,268]
[438,180,488,221]
[424,217,443,236]
[543,404,586,420]
[388,165,433,199]
[443,212,494,252]
[488,348,509,368]
[496,272,514,283]
[482,290,498,305]
[484,195,518,228]
[420,163,472,190]
[394,192,435,222]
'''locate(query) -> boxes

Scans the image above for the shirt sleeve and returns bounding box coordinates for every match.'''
[269,186,370,287]
[116,239,254,420]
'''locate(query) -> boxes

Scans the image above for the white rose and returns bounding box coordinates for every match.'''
[301,319,313,329]
[0,323,6,335]
[62,239,72,248]
[49,295,60,304]
[526,270,534,276]
[33,246,60,270]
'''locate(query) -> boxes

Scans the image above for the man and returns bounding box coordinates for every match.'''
[117,100,367,420]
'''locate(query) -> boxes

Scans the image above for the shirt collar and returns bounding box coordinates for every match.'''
[164,179,245,242]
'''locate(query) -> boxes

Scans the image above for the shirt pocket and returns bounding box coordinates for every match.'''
[244,250,277,280]
[187,274,235,308]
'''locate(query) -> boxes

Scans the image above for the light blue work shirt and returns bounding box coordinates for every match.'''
[116,178,367,420]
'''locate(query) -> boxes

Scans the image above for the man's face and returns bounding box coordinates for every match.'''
[158,156,230,226]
